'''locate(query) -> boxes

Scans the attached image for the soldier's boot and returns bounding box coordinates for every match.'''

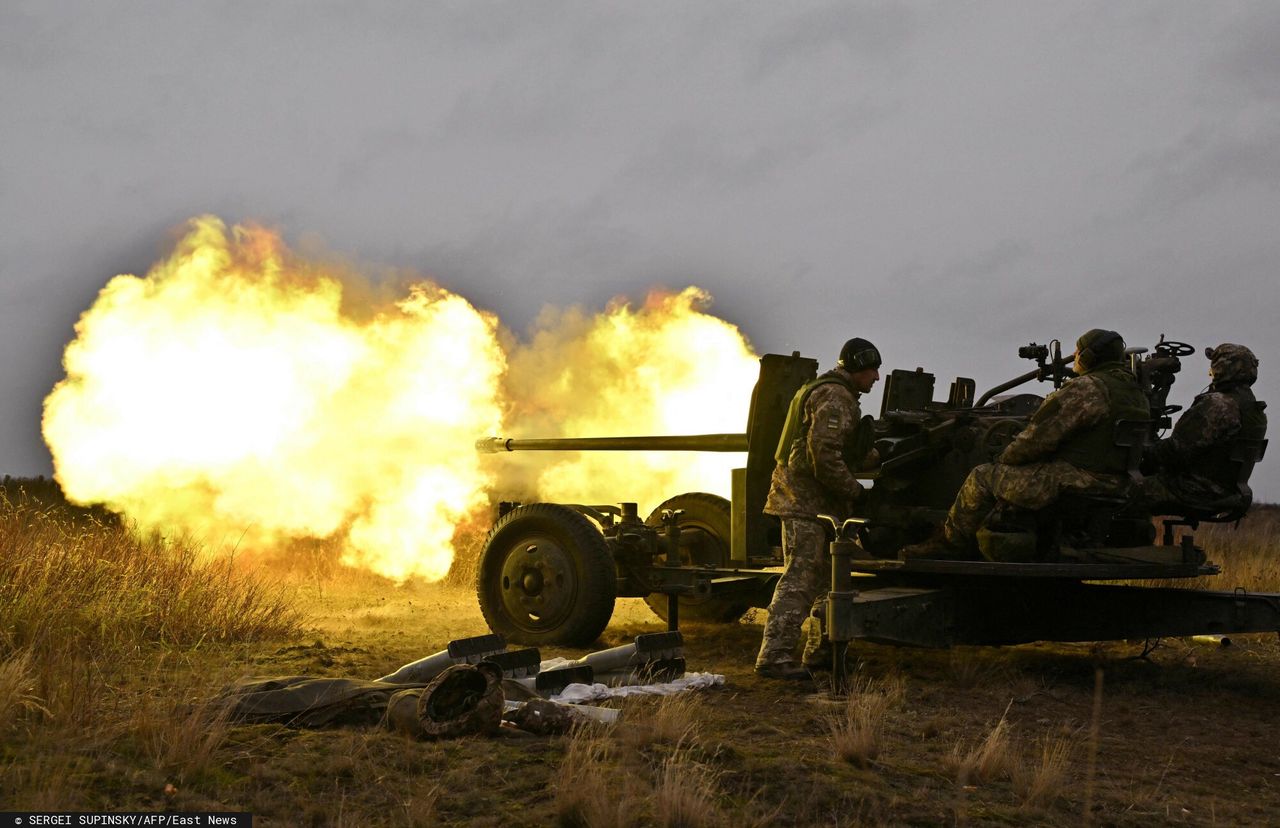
[899,530,973,561]
[802,642,834,672]
[754,660,811,681]
[801,613,834,671]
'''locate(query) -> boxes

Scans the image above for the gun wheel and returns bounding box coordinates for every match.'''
[476,503,616,647]
[644,493,752,624]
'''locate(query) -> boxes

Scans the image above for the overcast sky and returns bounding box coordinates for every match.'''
[2,1,1278,498]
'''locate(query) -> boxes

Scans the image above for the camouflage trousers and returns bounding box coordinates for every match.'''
[942,460,1124,544]
[756,518,828,668]
[1142,473,1243,515]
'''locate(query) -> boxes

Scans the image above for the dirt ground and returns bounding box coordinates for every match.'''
[5,495,1278,824]
[217,577,1280,827]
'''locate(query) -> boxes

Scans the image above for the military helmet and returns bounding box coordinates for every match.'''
[838,337,882,371]
[1076,329,1125,370]
[1206,343,1258,386]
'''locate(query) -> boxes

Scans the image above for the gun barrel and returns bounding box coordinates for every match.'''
[975,353,1076,408]
[476,434,749,453]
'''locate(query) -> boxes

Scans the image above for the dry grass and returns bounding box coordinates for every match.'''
[654,744,725,828]
[826,673,906,767]
[558,699,733,828]
[620,692,702,752]
[1146,506,1280,591]
[556,729,634,828]
[951,717,1076,821]
[946,647,1011,691]
[650,693,704,745]
[132,678,238,784]
[1196,507,1280,589]
[0,481,305,811]
[0,750,79,810]
[1,477,1278,823]
[1013,734,1074,810]
[0,649,49,726]
[0,489,301,661]
[951,706,1014,786]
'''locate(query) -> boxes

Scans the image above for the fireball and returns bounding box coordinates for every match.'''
[505,287,759,514]
[44,216,505,581]
[43,216,760,580]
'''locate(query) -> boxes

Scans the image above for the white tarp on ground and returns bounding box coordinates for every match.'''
[537,657,725,704]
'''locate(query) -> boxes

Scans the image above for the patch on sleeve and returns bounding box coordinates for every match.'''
[826,415,840,430]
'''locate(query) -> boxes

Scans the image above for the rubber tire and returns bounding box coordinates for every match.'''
[643,492,752,624]
[476,503,616,647]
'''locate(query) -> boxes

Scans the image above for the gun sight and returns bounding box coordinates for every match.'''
[1018,343,1050,362]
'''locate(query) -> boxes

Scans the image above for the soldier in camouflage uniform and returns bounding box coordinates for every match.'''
[1143,344,1267,514]
[755,338,882,680]
[903,329,1150,561]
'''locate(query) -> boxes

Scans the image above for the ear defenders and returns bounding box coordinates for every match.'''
[1076,329,1124,368]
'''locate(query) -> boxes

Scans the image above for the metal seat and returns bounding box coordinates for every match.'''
[1009,419,1152,558]
[1157,437,1268,542]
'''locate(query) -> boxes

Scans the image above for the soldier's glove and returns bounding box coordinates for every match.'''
[861,447,881,470]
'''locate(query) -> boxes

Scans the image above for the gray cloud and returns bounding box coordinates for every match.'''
[1213,5,1280,103]
[2,1,1278,500]
[938,239,1032,285]
[611,125,822,199]
[1123,121,1280,216]
[750,2,915,80]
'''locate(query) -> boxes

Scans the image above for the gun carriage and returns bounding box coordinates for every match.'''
[475,338,1274,653]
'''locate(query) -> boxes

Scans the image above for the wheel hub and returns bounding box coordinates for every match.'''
[499,537,573,629]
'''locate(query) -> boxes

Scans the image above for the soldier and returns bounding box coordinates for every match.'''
[1143,344,1267,514]
[903,328,1150,560]
[755,337,881,680]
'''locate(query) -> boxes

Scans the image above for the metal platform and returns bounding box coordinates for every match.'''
[849,557,1219,581]
[822,536,1280,692]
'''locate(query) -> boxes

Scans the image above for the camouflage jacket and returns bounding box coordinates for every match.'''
[1153,383,1266,497]
[999,364,1145,470]
[764,368,864,521]
[1155,390,1244,470]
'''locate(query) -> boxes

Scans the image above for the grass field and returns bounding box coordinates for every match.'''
[2,480,1279,825]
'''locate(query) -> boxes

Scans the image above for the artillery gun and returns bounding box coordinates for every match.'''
[475,338,1276,651]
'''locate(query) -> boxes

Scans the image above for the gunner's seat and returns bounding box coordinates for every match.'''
[976,419,1153,561]
[1156,437,1268,543]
